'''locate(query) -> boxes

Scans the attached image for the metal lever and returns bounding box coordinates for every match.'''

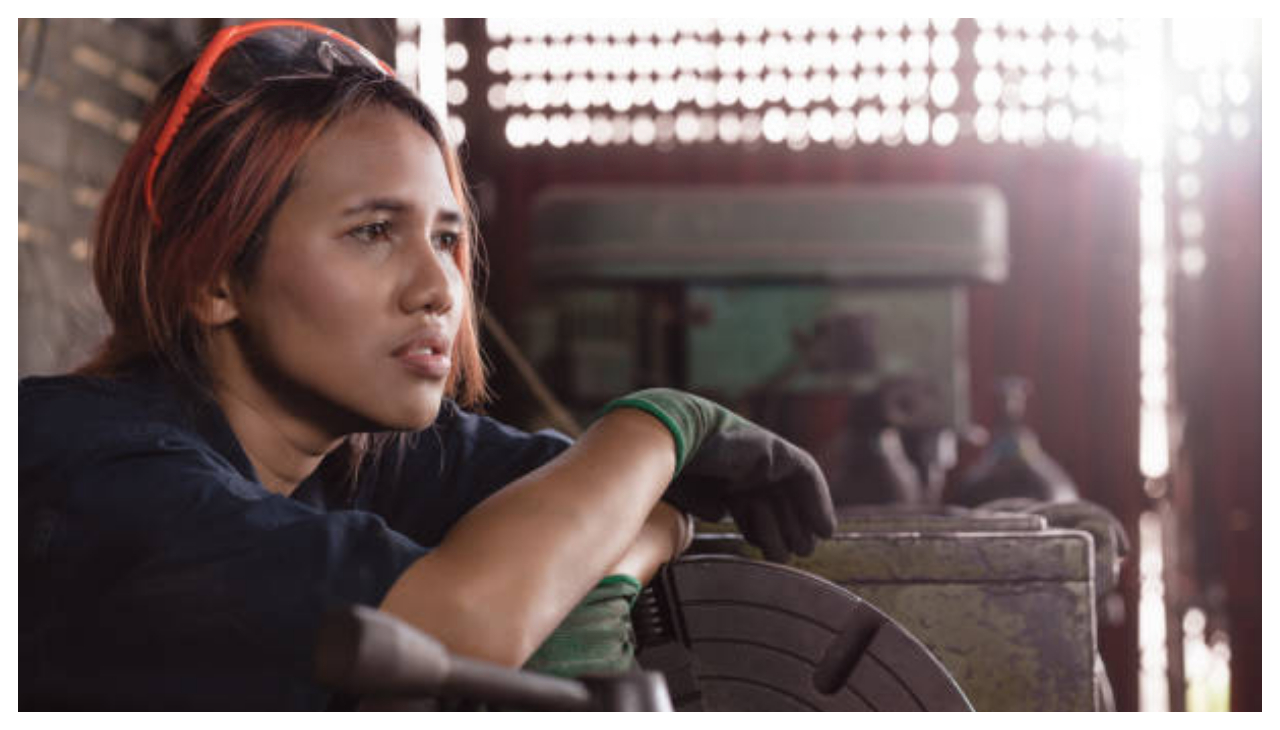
[314,604,672,711]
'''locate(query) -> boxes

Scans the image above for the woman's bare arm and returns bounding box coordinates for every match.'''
[378,407,675,666]
[606,501,691,585]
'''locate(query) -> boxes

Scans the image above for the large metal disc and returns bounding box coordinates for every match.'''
[632,555,971,711]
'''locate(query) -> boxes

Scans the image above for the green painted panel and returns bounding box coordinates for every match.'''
[686,284,968,427]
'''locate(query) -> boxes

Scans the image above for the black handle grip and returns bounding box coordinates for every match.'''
[315,605,674,711]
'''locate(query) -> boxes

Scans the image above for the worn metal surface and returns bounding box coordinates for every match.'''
[633,555,971,711]
[692,507,1099,711]
[529,185,1009,282]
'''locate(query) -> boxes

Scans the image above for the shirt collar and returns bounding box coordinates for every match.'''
[129,362,261,485]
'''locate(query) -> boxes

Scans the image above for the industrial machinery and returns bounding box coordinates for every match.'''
[692,508,1109,710]
[314,557,972,711]
[513,185,1121,711]
[633,555,972,711]
[520,184,1007,505]
[314,604,674,711]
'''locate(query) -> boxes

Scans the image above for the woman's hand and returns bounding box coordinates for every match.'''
[600,388,836,563]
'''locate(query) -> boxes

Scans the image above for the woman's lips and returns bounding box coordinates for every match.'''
[397,348,452,379]
[392,331,453,380]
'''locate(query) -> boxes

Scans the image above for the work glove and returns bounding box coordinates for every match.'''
[523,575,641,678]
[600,388,836,562]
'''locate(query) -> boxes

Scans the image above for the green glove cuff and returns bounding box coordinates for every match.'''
[523,575,643,678]
[598,388,749,475]
[598,396,689,472]
[594,573,644,608]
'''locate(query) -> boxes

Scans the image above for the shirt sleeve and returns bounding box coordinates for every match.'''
[361,401,574,549]
[21,425,428,710]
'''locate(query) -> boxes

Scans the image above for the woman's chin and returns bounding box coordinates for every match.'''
[377,400,443,432]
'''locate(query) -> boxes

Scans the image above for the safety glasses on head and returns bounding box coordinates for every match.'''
[145,20,395,226]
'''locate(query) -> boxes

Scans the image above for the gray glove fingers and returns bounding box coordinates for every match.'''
[788,450,837,539]
[730,496,790,563]
[774,493,816,557]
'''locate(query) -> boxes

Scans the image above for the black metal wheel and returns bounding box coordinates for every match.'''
[632,555,972,711]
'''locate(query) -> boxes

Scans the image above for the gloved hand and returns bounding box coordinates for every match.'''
[600,388,836,562]
[523,575,641,678]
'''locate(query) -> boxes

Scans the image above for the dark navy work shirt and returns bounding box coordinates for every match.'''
[18,365,571,710]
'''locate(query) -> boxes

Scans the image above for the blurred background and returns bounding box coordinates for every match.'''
[17,18,1261,711]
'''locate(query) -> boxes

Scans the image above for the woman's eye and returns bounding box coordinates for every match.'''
[432,231,462,252]
[350,221,393,243]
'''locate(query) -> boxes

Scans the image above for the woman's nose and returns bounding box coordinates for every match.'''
[400,235,457,316]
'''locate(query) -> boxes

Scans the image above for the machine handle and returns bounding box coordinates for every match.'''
[314,605,670,711]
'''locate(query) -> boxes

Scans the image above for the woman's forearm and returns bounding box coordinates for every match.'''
[607,501,692,585]
[378,408,675,666]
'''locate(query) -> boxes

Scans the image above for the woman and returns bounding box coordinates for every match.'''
[19,21,834,710]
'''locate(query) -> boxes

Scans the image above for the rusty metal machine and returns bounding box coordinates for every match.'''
[691,507,1112,710]
[633,555,972,711]
[517,184,1118,710]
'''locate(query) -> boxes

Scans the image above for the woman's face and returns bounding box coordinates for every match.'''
[226,105,467,436]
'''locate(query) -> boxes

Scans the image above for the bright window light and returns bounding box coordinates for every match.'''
[1022,108,1046,147]
[1139,511,1170,711]
[931,34,959,69]
[445,42,468,71]
[809,72,833,104]
[525,113,547,146]
[856,106,882,143]
[974,68,1002,104]
[631,114,655,145]
[1022,74,1047,107]
[974,32,1000,67]
[932,111,959,145]
[589,114,612,145]
[785,76,812,108]
[859,33,882,68]
[905,70,929,105]
[999,107,1023,144]
[808,107,833,143]
[833,109,857,143]
[906,33,930,68]
[904,106,930,145]
[880,71,906,107]
[930,71,959,108]
[468,18,1250,155]
[974,105,1000,143]
[445,79,468,106]
[717,112,741,143]
[832,75,858,108]
[762,106,787,142]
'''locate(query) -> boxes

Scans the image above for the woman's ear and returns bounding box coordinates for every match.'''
[193,272,240,327]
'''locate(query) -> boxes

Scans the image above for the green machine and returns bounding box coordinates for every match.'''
[523,184,1006,505]
[519,185,1110,710]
